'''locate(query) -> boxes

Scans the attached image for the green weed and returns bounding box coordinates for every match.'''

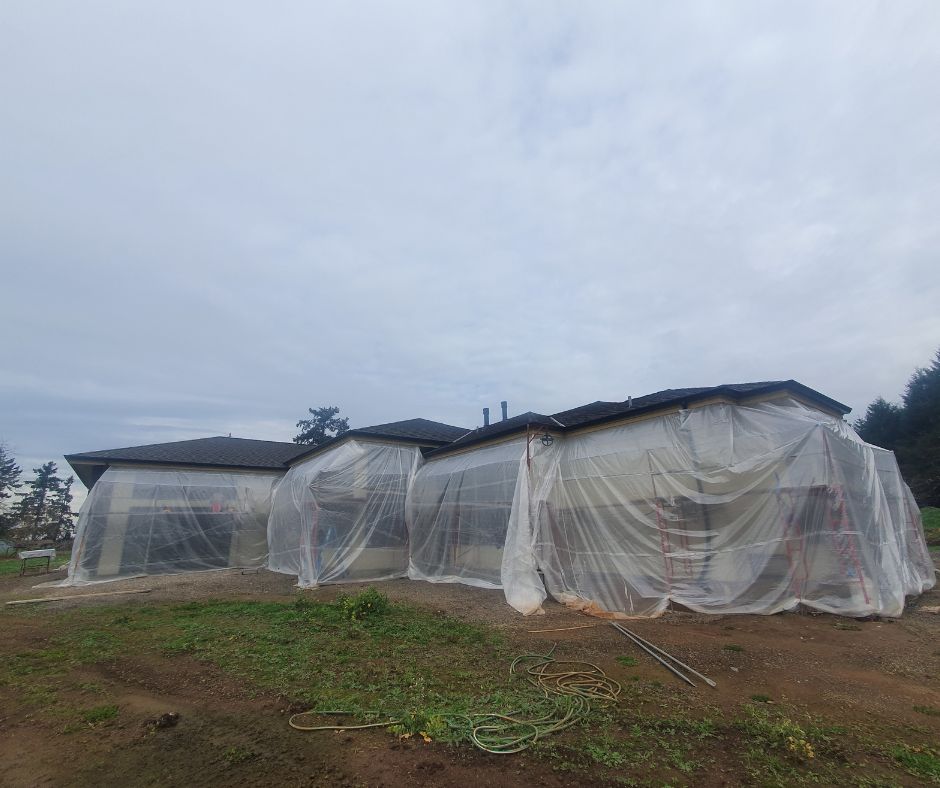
[223,745,257,765]
[80,704,118,725]
[585,740,628,768]
[834,621,862,631]
[892,744,940,781]
[736,704,815,760]
[335,587,390,622]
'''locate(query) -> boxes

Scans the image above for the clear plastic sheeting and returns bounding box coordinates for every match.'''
[268,440,420,586]
[407,439,530,589]
[409,398,934,619]
[532,398,934,618]
[64,467,278,585]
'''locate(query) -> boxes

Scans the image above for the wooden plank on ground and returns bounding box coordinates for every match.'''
[5,589,153,606]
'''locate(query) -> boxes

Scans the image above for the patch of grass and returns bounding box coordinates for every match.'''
[21,684,58,707]
[0,550,71,576]
[892,744,940,781]
[585,739,628,768]
[735,704,815,760]
[615,655,638,667]
[732,704,845,786]
[80,704,118,725]
[723,643,745,653]
[624,716,712,775]
[914,705,940,717]
[104,597,520,724]
[223,745,258,766]
[834,621,862,631]
[3,595,935,786]
[922,507,940,546]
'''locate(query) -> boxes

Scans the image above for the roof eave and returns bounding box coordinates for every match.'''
[423,418,558,459]
[561,381,850,434]
[286,431,453,466]
[64,456,288,474]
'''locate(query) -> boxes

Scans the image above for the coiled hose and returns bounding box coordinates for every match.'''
[288,645,621,754]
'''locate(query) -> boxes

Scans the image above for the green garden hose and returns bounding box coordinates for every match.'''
[287,645,621,754]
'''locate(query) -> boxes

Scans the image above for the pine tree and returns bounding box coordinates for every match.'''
[0,443,23,539]
[854,397,903,450]
[897,349,940,506]
[293,405,350,445]
[15,461,64,544]
[45,475,75,542]
[857,347,940,507]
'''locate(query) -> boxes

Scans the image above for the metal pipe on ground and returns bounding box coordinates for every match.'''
[611,623,695,686]
[616,624,717,688]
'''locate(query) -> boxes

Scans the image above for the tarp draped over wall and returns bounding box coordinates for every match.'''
[267,440,420,586]
[408,398,934,618]
[407,439,527,589]
[64,467,277,584]
[62,398,933,618]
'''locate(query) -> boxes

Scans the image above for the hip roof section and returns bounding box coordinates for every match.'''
[65,418,471,487]
[63,381,848,484]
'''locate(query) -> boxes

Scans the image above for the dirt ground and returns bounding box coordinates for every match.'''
[1,565,939,787]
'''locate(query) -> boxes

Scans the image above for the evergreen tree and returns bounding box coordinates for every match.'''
[15,461,64,543]
[856,347,940,507]
[45,475,75,542]
[0,443,23,539]
[293,405,350,446]
[897,349,940,507]
[854,397,903,451]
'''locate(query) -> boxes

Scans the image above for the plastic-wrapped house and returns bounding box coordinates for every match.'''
[63,437,309,584]
[407,382,934,618]
[267,419,468,587]
[61,379,933,618]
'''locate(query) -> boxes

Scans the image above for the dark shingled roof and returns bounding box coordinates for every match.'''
[65,418,470,487]
[425,380,850,457]
[287,417,470,464]
[552,382,779,428]
[354,418,469,443]
[65,436,310,471]
[65,381,848,483]
[424,411,558,457]
[551,381,848,429]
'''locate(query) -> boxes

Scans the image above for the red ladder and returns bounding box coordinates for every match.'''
[828,485,871,607]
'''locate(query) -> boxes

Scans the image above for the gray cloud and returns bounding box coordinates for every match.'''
[2,1,939,498]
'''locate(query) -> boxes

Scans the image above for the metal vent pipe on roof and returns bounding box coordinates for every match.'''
[483,407,490,427]
[500,401,508,421]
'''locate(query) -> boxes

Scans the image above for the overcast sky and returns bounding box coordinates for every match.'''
[2,1,939,499]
